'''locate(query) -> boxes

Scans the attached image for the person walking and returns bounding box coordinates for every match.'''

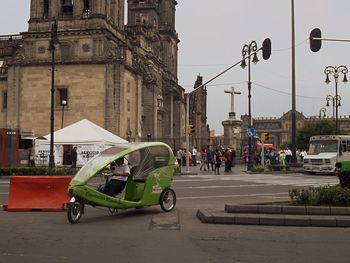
[192,147,197,166]
[206,146,214,171]
[70,146,77,168]
[285,147,292,164]
[213,149,222,175]
[176,148,183,171]
[199,148,207,171]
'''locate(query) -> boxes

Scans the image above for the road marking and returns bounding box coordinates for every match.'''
[177,192,288,200]
[175,184,266,189]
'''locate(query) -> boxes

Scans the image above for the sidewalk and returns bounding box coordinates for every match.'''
[177,163,304,176]
[197,204,350,227]
[178,163,248,176]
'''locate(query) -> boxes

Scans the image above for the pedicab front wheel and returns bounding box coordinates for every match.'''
[67,198,84,224]
[159,188,176,212]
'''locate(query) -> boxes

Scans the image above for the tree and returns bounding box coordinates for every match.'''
[297,120,336,150]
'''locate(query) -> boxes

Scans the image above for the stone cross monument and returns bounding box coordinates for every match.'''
[222,86,243,152]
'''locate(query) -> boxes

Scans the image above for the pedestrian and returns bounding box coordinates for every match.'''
[223,148,232,172]
[285,147,292,164]
[231,148,236,167]
[206,146,214,171]
[181,148,186,166]
[192,147,197,166]
[299,149,307,162]
[176,148,183,171]
[28,146,36,167]
[70,146,77,168]
[213,149,222,175]
[199,148,207,171]
[278,150,286,165]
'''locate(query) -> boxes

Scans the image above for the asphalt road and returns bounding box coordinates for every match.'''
[1,166,349,263]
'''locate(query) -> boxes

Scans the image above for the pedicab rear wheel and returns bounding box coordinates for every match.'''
[159,188,176,212]
[67,198,84,224]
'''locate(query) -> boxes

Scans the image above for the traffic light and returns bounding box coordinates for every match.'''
[187,124,195,134]
[261,132,269,141]
[262,38,272,60]
[310,28,322,52]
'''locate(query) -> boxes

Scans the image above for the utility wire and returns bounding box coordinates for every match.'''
[252,81,324,100]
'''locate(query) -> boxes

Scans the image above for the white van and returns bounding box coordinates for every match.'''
[303,135,350,174]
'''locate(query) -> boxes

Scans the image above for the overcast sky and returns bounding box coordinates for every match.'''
[1,1,350,134]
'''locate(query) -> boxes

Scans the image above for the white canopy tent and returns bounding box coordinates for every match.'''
[35,119,128,166]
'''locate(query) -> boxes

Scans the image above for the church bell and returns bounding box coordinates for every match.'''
[62,0,73,13]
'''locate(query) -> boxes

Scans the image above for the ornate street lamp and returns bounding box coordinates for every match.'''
[49,19,58,168]
[241,41,259,171]
[324,65,348,134]
[326,94,341,120]
[126,130,132,142]
[61,99,67,129]
[319,107,326,118]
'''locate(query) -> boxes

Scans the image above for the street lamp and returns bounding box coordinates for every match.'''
[326,94,341,120]
[241,41,259,171]
[61,99,67,129]
[319,107,326,118]
[49,19,58,168]
[324,65,348,134]
[126,130,132,142]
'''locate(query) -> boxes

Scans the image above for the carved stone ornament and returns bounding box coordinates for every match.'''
[14,48,25,64]
[82,44,90,52]
[38,46,46,54]
[106,42,119,60]
[140,60,156,84]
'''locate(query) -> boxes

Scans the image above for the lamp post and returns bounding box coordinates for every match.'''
[61,99,66,129]
[126,130,132,142]
[324,65,348,134]
[49,19,58,168]
[241,41,259,171]
[326,94,341,120]
[319,107,327,118]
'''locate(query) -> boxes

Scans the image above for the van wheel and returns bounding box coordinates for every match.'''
[160,188,176,212]
[67,199,84,224]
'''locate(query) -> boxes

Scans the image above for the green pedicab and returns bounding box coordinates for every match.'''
[67,142,176,224]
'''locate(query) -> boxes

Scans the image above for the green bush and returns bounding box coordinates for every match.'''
[0,167,78,176]
[268,164,286,171]
[289,185,350,206]
[337,170,350,188]
[251,165,265,172]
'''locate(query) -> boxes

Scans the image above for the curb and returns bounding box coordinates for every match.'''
[197,205,350,227]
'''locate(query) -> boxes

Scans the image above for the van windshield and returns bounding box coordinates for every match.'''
[308,140,338,155]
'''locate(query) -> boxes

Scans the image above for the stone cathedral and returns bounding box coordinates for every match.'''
[0,0,185,146]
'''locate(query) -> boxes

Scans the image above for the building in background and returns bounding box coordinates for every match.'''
[241,110,350,151]
[187,75,209,149]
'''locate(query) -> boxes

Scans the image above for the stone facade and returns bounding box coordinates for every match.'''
[0,0,185,147]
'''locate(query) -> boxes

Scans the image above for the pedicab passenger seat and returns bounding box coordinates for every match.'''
[130,166,147,183]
